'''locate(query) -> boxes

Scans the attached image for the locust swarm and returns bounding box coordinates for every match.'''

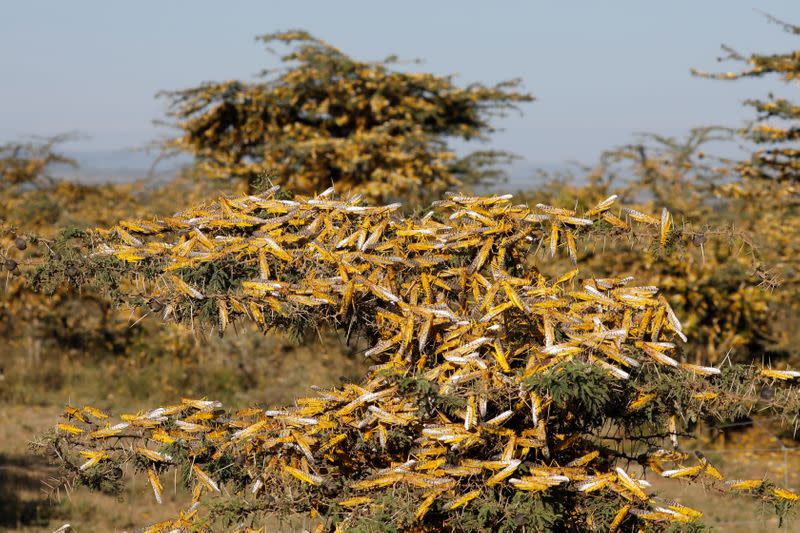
[36,187,800,532]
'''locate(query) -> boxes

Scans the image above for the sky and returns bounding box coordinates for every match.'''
[1,1,799,172]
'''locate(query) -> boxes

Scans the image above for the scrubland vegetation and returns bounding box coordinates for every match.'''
[1,16,799,533]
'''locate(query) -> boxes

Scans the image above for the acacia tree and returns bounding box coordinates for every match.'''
[33,187,800,531]
[514,17,800,367]
[688,14,800,360]
[693,14,800,189]
[160,31,532,200]
[527,129,784,365]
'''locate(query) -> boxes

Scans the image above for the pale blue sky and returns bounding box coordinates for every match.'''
[1,1,798,168]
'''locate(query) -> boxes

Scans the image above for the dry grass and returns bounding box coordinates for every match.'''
[650,464,793,532]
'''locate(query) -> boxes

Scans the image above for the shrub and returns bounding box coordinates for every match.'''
[160,31,532,200]
[32,188,800,531]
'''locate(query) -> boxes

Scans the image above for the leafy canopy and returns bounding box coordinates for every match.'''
[693,14,800,188]
[161,30,532,199]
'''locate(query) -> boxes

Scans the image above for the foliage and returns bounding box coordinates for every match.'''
[692,14,800,189]
[518,15,800,365]
[691,16,800,364]
[0,140,236,363]
[160,30,532,199]
[509,16,800,367]
[0,137,143,358]
[33,188,800,531]
[515,128,788,365]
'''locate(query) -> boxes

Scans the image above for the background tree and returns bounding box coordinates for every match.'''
[512,17,800,367]
[0,137,237,374]
[515,128,783,366]
[693,14,800,190]
[689,14,800,360]
[0,134,77,190]
[160,30,532,200]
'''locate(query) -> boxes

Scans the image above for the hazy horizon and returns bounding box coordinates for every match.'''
[2,1,799,175]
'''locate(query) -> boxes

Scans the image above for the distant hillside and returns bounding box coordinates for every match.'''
[58,149,192,184]
[58,149,574,191]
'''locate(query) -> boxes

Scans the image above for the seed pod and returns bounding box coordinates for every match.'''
[4,259,17,272]
[65,265,78,277]
[14,237,27,250]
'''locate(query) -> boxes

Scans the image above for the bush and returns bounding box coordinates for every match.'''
[32,188,800,531]
[161,31,532,200]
